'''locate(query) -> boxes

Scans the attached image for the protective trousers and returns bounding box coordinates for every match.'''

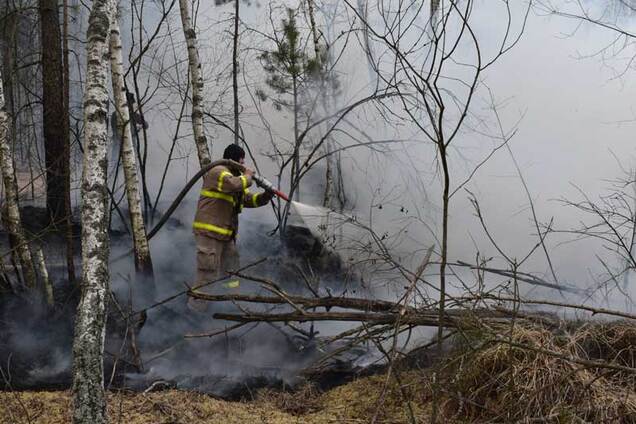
[188,233,240,312]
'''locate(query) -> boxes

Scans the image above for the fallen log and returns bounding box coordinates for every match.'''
[193,292,549,323]
[188,291,411,313]
[211,306,523,326]
[213,310,449,326]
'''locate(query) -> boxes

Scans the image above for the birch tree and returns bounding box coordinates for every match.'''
[232,0,240,145]
[72,0,112,421]
[109,1,153,277]
[0,68,37,289]
[179,0,211,168]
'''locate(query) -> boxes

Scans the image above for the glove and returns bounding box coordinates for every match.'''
[261,189,275,203]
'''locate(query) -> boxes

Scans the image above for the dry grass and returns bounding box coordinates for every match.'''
[0,390,332,424]
[259,383,324,416]
[318,370,431,422]
[2,320,636,423]
[0,373,429,424]
[440,320,636,422]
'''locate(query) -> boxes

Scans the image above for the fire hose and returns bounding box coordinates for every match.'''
[112,159,288,263]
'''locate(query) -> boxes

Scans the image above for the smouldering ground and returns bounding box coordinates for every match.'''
[0,372,431,423]
[5,320,636,423]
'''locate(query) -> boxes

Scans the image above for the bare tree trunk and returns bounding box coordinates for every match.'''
[232,0,240,145]
[63,0,76,285]
[437,144,449,350]
[72,0,112,422]
[306,0,320,64]
[305,0,333,209]
[322,157,333,206]
[281,74,300,235]
[39,0,68,225]
[109,1,154,277]
[356,0,377,88]
[431,0,440,19]
[0,69,37,289]
[34,247,53,306]
[178,0,211,168]
[292,75,300,202]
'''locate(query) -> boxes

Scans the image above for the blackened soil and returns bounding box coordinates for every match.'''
[0,207,371,399]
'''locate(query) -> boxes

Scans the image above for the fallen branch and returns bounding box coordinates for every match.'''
[458,294,636,321]
[210,310,510,327]
[184,322,250,338]
[451,261,583,293]
[214,310,445,325]
[188,291,410,313]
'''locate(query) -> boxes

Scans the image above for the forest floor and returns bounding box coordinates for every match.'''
[0,370,431,423]
[2,207,636,422]
[3,319,636,423]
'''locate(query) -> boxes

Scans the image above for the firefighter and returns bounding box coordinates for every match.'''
[188,144,274,312]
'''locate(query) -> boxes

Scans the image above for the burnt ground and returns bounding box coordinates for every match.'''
[0,206,377,399]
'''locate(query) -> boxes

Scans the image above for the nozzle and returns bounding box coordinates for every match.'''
[253,174,290,202]
[252,174,273,191]
[272,189,289,202]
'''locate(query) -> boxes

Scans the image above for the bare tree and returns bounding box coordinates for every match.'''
[554,173,636,297]
[109,0,154,277]
[123,0,176,223]
[339,1,529,419]
[537,0,636,82]
[179,0,212,168]
[306,0,321,66]
[345,0,527,340]
[72,0,113,421]
[535,0,636,289]
[232,0,240,145]
[303,0,348,211]
[0,67,37,289]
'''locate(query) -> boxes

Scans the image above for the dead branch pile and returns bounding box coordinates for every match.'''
[185,268,636,422]
[440,321,636,422]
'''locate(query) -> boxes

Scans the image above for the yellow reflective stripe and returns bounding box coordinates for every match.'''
[193,221,234,236]
[224,279,240,288]
[252,192,260,207]
[200,189,235,205]
[240,175,247,191]
[217,171,233,191]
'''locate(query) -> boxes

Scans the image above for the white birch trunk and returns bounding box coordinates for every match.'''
[0,68,37,288]
[306,0,321,65]
[34,247,53,306]
[179,0,211,168]
[109,2,153,276]
[72,0,113,422]
[232,0,240,145]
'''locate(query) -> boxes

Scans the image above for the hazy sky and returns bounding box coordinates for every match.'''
[453,2,636,291]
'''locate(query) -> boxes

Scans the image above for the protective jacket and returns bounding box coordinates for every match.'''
[193,164,271,241]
